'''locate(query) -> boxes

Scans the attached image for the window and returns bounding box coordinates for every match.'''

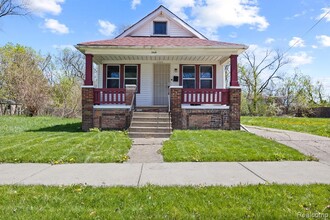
[200,66,213,89]
[104,64,140,93]
[106,65,120,88]
[124,65,138,86]
[180,64,216,89]
[154,21,167,35]
[182,66,196,88]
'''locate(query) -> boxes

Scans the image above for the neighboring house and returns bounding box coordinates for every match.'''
[76,5,248,132]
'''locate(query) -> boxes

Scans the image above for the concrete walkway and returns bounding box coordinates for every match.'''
[127,138,167,163]
[245,125,330,165]
[1,162,329,187]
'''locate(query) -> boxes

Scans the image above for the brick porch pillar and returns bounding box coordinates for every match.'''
[228,54,241,130]
[170,86,183,129]
[82,54,94,131]
[230,55,239,87]
[229,88,241,130]
[84,54,93,86]
[125,85,137,106]
[82,86,94,131]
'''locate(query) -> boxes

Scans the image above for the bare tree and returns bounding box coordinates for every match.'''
[277,69,328,116]
[49,48,85,117]
[0,0,27,18]
[56,48,85,80]
[239,49,289,115]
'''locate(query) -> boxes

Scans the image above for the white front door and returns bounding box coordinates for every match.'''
[153,63,170,106]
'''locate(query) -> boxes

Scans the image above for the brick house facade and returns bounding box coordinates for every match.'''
[76,5,247,131]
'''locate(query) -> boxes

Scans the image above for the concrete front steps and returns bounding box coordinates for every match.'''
[128,112,172,138]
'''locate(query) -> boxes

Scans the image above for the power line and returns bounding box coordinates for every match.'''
[283,8,330,55]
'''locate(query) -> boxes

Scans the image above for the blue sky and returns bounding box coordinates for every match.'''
[1,0,329,94]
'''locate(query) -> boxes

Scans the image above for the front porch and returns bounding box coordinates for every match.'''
[82,84,240,131]
[80,45,242,132]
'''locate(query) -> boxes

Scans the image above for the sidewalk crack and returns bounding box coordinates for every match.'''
[16,164,53,184]
[137,163,144,186]
[238,162,268,183]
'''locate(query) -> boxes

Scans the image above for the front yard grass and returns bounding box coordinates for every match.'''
[0,184,329,219]
[242,116,330,138]
[0,116,131,163]
[162,130,312,162]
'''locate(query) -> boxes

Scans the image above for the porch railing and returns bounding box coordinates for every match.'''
[182,89,229,105]
[94,88,126,105]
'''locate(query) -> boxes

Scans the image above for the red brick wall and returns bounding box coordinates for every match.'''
[93,109,132,130]
[169,86,240,130]
[182,109,230,129]
[170,87,183,129]
[82,87,94,131]
[229,88,241,130]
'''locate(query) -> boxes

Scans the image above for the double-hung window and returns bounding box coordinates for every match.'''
[124,65,138,86]
[182,66,196,88]
[200,66,213,89]
[154,21,167,35]
[106,65,120,88]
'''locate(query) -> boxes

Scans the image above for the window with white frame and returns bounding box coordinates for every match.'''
[182,65,196,88]
[124,65,138,86]
[106,65,120,88]
[200,65,213,89]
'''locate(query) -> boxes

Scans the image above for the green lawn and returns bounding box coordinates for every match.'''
[242,116,330,138]
[162,130,312,162]
[0,116,131,163]
[0,184,329,219]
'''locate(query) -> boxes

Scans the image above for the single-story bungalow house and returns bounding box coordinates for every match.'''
[76,5,248,133]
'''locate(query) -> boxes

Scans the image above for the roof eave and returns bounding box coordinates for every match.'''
[76,44,248,50]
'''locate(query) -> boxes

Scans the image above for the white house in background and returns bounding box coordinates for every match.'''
[76,5,247,132]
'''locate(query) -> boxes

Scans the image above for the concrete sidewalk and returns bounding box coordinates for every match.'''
[1,161,329,187]
[245,125,330,165]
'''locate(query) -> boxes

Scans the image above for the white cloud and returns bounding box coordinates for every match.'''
[44,19,69,34]
[229,32,237,38]
[131,0,141,9]
[265,38,275,44]
[287,52,313,67]
[318,7,330,22]
[161,0,269,39]
[289,37,305,48]
[316,35,330,47]
[312,45,318,49]
[285,10,307,20]
[192,0,269,31]
[52,44,75,50]
[98,20,116,37]
[160,0,194,20]
[25,0,65,16]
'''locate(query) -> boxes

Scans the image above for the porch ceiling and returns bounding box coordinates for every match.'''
[93,54,227,64]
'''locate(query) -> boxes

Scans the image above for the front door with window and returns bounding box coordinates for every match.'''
[153,63,170,105]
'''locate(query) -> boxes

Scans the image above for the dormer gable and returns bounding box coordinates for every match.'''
[116,5,207,39]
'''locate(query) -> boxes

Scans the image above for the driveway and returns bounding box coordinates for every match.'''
[245,125,330,166]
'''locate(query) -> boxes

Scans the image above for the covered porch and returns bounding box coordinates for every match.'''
[78,39,244,131]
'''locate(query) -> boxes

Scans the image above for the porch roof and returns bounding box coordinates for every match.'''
[77,37,247,48]
[76,37,248,65]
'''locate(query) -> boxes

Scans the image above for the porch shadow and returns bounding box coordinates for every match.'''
[27,122,83,133]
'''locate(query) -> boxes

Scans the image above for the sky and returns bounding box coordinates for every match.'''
[1,0,329,94]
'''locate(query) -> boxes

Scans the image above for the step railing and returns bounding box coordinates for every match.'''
[182,89,229,105]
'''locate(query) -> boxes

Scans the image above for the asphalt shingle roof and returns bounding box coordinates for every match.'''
[78,37,246,48]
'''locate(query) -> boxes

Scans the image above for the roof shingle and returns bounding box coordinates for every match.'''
[78,37,246,48]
